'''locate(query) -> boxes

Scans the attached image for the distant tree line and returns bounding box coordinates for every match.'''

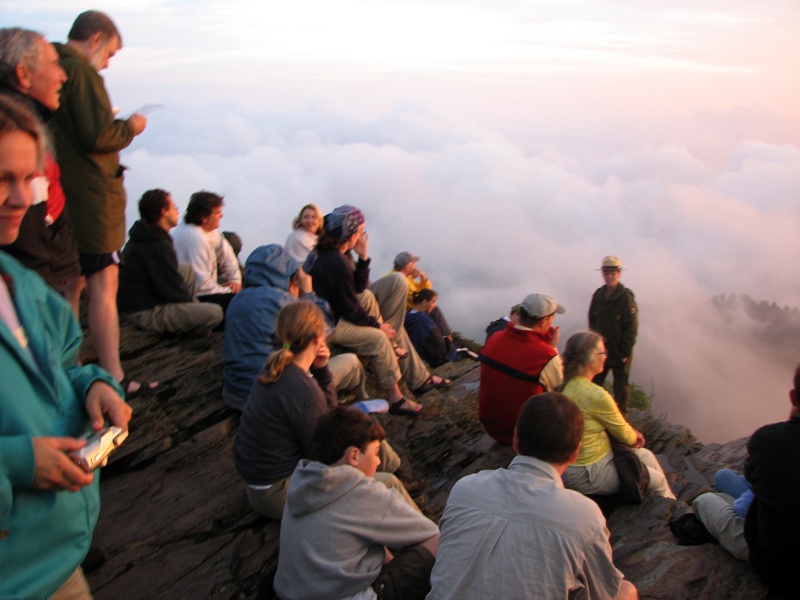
[712,294,800,361]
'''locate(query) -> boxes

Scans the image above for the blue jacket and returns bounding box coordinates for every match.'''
[222,245,333,410]
[0,251,121,598]
[405,310,457,367]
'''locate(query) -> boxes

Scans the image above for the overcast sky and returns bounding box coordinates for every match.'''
[6,0,799,442]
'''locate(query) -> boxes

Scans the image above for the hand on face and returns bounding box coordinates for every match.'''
[312,338,331,368]
[353,229,369,260]
[546,324,560,347]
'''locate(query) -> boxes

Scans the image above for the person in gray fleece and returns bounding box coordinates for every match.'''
[274,408,440,600]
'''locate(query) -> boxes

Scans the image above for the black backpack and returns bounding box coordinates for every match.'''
[610,441,650,504]
[668,512,715,546]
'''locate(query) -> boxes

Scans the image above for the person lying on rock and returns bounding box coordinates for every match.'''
[693,363,800,598]
[233,301,410,520]
[428,392,637,600]
[274,407,439,600]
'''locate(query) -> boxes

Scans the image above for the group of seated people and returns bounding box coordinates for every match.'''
[111,192,793,598]
[477,292,675,503]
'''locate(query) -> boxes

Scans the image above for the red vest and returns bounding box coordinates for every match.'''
[478,323,557,445]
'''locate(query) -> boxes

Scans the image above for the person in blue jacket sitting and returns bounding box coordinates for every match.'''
[405,289,458,368]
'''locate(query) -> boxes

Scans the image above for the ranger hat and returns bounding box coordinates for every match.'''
[600,256,622,271]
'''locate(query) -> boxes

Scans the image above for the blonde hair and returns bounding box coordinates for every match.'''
[257,301,326,385]
[291,203,324,234]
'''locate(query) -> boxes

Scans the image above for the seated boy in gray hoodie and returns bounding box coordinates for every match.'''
[274,408,440,600]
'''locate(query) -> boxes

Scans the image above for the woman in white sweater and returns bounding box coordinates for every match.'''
[285,203,323,262]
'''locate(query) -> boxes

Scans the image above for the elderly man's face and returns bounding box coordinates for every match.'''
[25,39,67,111]
[0,131,37,245]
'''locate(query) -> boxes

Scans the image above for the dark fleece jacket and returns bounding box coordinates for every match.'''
[118,219,193,312]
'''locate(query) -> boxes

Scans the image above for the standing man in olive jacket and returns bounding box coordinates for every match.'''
[50,11,149,392]
[588,256,638,413]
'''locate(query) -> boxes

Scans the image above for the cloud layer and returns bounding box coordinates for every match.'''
[118,101,800,443]
[6,0,799,442]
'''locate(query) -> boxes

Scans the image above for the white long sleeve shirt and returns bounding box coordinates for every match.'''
[171,223,241,296]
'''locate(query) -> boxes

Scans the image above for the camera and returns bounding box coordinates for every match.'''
[70,426,128,471]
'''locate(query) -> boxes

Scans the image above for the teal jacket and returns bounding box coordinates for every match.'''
[0,251,122,598]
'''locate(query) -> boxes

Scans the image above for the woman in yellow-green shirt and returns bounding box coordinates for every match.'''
[559,331,675,499]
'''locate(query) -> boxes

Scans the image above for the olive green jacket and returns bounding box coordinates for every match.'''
[588,283,638,366]
[50,43,135,254]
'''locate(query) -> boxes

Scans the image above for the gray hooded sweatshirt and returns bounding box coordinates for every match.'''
[274,460,439,600]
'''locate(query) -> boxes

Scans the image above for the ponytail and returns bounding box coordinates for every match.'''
[257,301,326,385]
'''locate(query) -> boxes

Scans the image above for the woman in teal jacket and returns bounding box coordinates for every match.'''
[0,95,131,599]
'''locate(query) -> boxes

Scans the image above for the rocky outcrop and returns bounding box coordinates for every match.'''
[84,326,767,599]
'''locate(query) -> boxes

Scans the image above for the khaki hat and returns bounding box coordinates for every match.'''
[601,256,622,271]
[519,293,565,319]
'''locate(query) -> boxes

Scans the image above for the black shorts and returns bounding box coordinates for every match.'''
[79,251,120,277]
[372,545,435,600]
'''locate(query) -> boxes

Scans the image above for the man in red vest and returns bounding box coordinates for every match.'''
[478,293,564,445]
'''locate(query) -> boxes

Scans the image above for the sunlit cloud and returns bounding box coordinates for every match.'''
[4,0,799,443]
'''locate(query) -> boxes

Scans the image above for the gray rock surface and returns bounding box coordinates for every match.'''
[84,325,767,599]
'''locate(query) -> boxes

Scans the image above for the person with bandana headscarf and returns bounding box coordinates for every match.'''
[305,205,450,416]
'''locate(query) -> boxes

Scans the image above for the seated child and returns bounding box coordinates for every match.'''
[405,289,458,367]
[274,408,440,600]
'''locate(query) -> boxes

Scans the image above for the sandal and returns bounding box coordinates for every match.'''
[413,374,452,395]
[389,398,424,416]
[121,377,160,398]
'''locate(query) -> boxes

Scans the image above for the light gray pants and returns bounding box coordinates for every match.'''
[563,449,676,499]
[693,492,748,560]
[122,264,223,335]
[368,273,430,390]
[331,275,429,391]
